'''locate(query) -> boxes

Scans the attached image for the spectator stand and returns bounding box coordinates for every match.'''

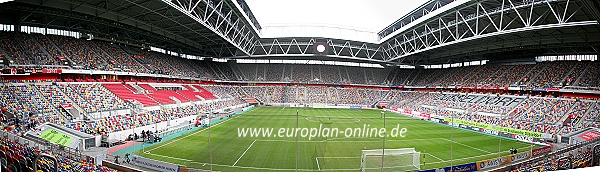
[1,128,116,172]
[504,137,600,172]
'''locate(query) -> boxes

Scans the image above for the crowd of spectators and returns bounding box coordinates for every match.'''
[463,66,501,86]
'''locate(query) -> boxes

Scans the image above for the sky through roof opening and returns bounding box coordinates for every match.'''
[246,0,429,42]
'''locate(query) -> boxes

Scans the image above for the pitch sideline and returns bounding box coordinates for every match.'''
[142,144,533,171]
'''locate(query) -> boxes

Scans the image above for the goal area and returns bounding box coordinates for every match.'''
[360,148,421,172]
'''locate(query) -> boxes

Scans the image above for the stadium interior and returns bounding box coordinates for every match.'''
[0,0,600,171]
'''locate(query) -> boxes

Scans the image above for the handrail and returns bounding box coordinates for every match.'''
[33,153,58,172]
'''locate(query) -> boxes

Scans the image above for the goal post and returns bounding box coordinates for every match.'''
[360,148,421,172]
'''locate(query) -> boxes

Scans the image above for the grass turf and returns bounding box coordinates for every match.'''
[135,107,538,171]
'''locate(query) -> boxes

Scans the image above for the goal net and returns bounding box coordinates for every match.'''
[360,148,420,172]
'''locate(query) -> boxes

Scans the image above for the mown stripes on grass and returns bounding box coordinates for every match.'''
[137,107,537,171]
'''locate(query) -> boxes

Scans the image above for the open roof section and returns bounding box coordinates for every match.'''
[245,0,428,42]
[378,0,456,39]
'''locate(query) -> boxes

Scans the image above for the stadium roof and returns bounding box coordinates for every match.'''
[0,0,261,57]
[0,0,599,66]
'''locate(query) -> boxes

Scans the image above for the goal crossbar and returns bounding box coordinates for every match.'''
[360,148,420,172]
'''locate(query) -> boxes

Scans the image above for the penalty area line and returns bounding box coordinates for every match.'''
[316,157,321,171]
[233,139,256,166]
[424,153,445,162]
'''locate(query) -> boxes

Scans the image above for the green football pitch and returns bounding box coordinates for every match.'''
[136,107,537,171]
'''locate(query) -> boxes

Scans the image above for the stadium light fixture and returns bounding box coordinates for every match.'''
[316,44,326,53]
[313,42,329,55]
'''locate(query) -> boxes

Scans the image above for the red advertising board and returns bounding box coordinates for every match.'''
[415,112,431,120]
[532,146,552,157]
[60,103,73,109]
[42,69,62,74]
[578,131,600,141]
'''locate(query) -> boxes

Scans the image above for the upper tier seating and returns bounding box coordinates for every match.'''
[3,32,600,87]
[0,32,62,65]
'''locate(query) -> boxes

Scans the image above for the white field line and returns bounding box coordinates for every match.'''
[233,139,256,166]
[315,157,321,171]
[143,151,193,162]
[442,138,493,154]
[258,137,446,143]
[425,153,445,162]
[316,157,360,159]
[142,145,534,172]
[425,145,534,164]
[145,117,230,153]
